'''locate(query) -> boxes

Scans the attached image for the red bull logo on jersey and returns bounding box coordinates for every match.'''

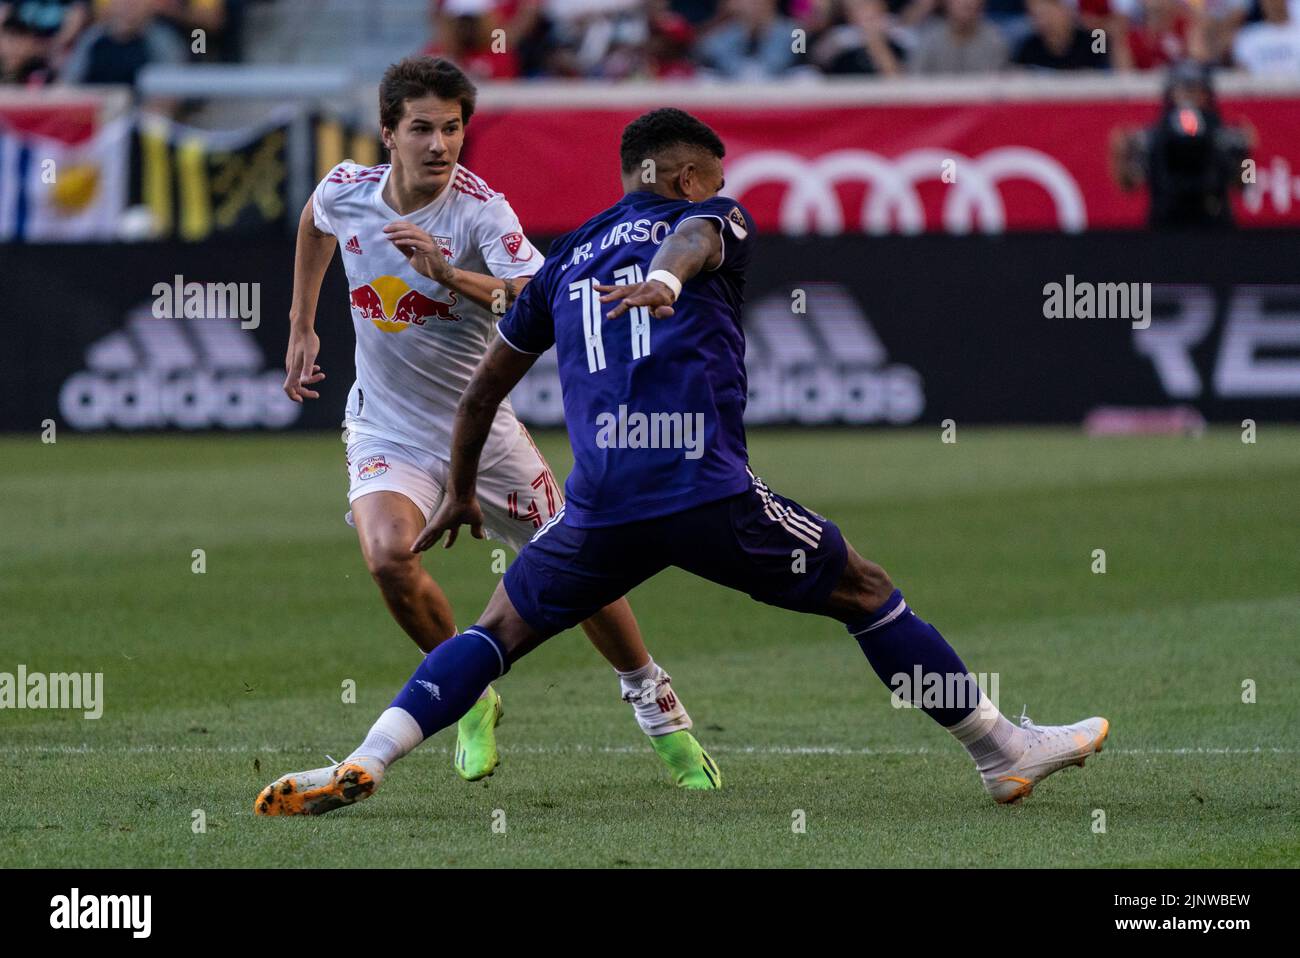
[349,275,460,334]
[356,455,389,480]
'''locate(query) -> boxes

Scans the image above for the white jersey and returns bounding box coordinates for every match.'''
[312,161,541,465]
[1233,22,1300,77]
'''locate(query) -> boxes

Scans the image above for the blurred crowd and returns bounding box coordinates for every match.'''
[3,0,1299,87]
[1,0,241,86]
[424,0,1300,79]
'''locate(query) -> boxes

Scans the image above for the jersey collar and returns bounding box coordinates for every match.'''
[619,189,675,208]
[372,163,458,221]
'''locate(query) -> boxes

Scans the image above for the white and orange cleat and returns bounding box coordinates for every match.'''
[254,757,385,816]
[983,713,1110,805]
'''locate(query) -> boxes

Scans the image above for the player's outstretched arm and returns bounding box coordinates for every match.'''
[285,196,337,402]
[410,336,539,553]
[595,217,722,319]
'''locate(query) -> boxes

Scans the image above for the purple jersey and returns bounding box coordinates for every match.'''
[497,191,755,527]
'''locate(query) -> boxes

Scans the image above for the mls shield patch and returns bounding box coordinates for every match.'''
[727,206,749,240]
[500,232,533,262]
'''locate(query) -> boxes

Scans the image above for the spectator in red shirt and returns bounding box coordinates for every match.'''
[421,0,524,80]
[648,1,698,76]
[1125,0,1208,70]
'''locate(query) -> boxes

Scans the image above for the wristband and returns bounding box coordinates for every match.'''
[646,269,682,302]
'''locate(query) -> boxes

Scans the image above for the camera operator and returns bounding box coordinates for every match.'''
[1110,61,1253,230]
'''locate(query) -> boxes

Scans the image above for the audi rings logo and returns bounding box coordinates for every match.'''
[726,148,1087,235]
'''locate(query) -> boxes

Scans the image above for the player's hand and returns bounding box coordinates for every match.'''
[411,494,485,553]
[594,281,676,320]
[283,327,325,402]
[384,220,455,285]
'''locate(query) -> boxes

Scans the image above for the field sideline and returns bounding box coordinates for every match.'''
[1,428,1297,868]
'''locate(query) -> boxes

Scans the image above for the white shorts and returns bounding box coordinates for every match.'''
[344,423,562,554]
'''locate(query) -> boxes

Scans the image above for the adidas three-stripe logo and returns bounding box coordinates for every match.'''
[748,469,823,548]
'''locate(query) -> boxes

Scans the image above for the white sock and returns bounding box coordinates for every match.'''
[345,707,425,769]
[617,658,692,736]
[947,698,1024,776]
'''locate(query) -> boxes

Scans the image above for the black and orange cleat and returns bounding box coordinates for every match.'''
[254,757,384,816]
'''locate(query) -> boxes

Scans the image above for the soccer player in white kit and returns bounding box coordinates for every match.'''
[274,56,719,800]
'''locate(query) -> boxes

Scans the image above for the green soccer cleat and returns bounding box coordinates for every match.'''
[650,729,722,790]
[455,684,503,781]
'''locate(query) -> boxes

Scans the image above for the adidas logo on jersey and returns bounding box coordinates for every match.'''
[58,304,301,431]
[345,235,363,255]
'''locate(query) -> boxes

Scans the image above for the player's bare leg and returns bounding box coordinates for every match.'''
[580,598,721,789]
[824,544,1109,805]
[352,491,501,781]
[353,491,457,653]
[504,426,718,785]
[578,598,645,671]
[253,582,716,814]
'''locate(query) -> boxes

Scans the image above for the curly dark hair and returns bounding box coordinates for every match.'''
[379,56,477,132]
[619,108,726,175]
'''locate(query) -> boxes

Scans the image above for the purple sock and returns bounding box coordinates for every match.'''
[847,590,979,728]
[390,626,508,738]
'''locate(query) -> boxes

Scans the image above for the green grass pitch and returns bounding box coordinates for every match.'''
[1,428,1297,868]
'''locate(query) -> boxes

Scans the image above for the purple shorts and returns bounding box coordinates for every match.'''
[504,469,848,637]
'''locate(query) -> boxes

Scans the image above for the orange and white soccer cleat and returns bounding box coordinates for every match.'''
[982,713,1110,805]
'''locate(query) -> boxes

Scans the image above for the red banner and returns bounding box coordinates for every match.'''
[0,98,104,145]
[465,98,1300,234]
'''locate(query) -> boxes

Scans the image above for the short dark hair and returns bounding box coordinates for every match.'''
[379,56,477,133]
[620,108,725,175]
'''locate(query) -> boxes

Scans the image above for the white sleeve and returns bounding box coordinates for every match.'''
[475,195,541,280]
[311,168,341,237]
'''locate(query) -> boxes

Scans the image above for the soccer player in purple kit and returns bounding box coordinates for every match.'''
[255,108,1109,815]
